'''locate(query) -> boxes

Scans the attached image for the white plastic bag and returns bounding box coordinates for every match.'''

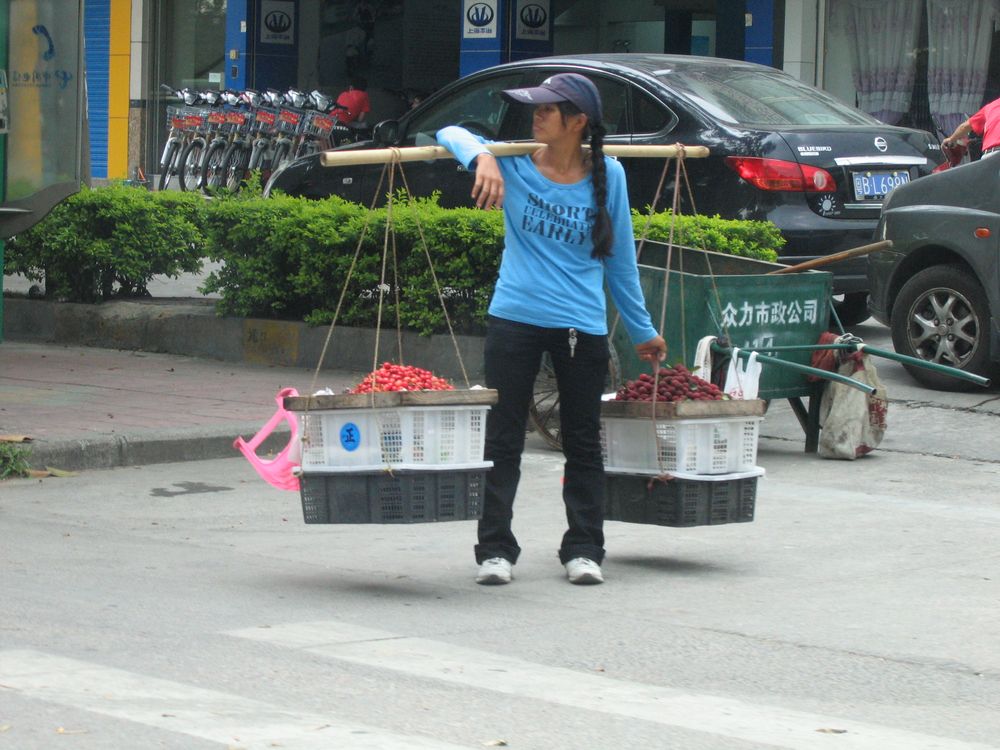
[818,352,888,459]
[724,349,762,400]
[691,335,717,381]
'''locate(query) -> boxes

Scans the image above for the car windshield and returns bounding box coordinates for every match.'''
[658,68,879,128]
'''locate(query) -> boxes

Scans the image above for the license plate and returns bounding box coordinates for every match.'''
[852,170,910,200]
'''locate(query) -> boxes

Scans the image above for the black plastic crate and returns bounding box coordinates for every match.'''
[605,472,758,527]
[300,469,486,524]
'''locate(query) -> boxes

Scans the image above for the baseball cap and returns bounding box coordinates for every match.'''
[501,73,603,124]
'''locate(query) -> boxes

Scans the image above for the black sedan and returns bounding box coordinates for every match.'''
[267,54,943,325]
[869,156,999,390]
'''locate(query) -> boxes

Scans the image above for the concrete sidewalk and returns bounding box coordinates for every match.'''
[0,341,364,471]
[0,291,489,471]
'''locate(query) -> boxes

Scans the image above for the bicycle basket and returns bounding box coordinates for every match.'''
[207,110,228,126]
[184,109,210,133]
[277,107,304,134]
[303,111,335,137]
[225,110,252,135]
[166,105,187,130]
[253,106,279,132]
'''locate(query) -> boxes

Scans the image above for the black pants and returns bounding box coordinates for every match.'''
[475,316,609,566]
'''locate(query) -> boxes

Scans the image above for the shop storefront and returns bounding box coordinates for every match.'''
[823,0,1000,137]
[90,0,793,180]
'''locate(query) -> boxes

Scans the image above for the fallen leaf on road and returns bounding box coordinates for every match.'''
[0,724,10,732]
[0,435,32,443]
[816,728,848,734]
[26,467,78,479]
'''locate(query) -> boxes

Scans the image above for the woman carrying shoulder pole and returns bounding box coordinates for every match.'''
[436,73,666,586]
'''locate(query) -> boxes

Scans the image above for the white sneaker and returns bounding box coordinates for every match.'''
[476,557,512,585]
[564,557,603,585]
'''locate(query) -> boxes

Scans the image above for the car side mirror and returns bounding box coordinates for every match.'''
[372,119,399,146]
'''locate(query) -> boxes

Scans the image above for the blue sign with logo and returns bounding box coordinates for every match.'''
[516,0,550,41]
[260,0,295,45]
[464,0,497,38]
[340,423,362,452]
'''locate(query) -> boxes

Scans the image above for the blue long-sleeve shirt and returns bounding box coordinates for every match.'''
[436,126,658,345]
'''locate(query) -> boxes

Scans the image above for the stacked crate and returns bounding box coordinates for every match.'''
[600,399,766,527]
[283,390,497,524]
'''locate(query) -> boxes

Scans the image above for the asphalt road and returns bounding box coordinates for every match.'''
[3,409,999,749]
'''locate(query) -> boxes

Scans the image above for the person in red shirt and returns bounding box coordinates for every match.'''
[943,98,1000,158]
[334,76,371,125]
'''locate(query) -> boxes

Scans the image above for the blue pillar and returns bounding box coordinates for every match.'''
[744,0,774,66]
[225,0,248,90]
[716,0,746,61]
[251,0,299,90]
[460,0,507,78]
[509,0,554,63]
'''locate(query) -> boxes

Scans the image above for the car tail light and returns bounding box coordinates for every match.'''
[725,156,836,192]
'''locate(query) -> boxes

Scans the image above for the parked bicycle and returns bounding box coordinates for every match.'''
[197,90,243,191]
[157,84,202,190]
[176,89,224,192]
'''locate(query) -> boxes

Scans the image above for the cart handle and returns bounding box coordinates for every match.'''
[743,343,990,388]
[712,343,876,394]
[766,240,892,275]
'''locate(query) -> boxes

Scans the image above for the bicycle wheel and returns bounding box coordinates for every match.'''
[157,141,178,191]
[178,139,206,192]
[222,142,250,192]
[201,141,227,191]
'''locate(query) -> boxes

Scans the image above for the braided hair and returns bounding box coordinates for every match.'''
[557,101,612,259]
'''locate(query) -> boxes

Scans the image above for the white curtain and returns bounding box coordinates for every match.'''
[926,0,1000,135]
[829,0,921,124]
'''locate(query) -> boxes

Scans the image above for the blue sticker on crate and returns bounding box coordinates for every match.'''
[340,423,361,451]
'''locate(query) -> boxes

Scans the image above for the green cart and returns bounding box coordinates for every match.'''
[530,241,834,451]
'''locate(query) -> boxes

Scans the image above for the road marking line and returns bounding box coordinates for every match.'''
[228,621,999,750]
[0,649,469,750]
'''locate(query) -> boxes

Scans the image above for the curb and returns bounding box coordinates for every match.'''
[2,297,487,381]
[23,424,290,473]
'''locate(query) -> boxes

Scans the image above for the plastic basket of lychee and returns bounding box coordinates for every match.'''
[600,364,766,479]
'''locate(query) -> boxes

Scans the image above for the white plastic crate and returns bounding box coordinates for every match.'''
[601,414,761,477]
[299,404,491,473]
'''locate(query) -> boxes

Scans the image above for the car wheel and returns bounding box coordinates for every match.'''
[890,265,991,391]
[831,291,870,327]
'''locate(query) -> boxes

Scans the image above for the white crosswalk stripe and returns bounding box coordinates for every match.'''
[228,620,999,750]
[0,649,471,750]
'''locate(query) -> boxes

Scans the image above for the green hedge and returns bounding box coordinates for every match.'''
[6,185,206,302]
[6,185,784,335]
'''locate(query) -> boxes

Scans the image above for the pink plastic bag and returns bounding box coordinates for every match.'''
[234,387,301,491]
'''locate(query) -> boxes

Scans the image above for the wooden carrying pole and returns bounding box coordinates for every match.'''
[319,143,710,167]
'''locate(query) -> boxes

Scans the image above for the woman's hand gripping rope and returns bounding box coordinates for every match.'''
[635,335,667,364]
[471,152,504,210]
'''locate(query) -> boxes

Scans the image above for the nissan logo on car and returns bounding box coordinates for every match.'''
[520,4,547,28]
[467,3,494,26]
[264,11,291,33]
[874,137,889,153]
